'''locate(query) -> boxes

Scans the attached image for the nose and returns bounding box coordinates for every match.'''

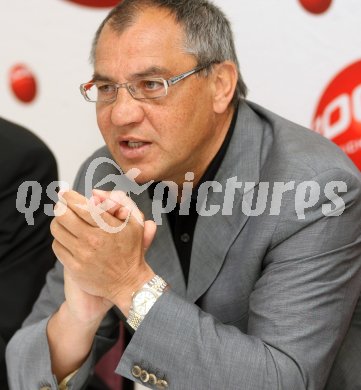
[110,86,145,127]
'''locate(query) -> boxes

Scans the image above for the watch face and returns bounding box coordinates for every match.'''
[133,289,158,316]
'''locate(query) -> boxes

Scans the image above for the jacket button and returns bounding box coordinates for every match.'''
[131,365,142,378]
[157,379,169,389]
[148,373,157,385]
[140,369,150,383]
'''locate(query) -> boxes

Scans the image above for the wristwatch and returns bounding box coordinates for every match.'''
[127,275,168,330]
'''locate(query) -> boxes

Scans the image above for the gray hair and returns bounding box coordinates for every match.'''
[90,0,247,106]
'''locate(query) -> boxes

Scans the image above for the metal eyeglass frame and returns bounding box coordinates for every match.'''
[80,63,212,103]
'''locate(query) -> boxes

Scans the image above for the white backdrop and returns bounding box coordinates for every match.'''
[1,0,360,186]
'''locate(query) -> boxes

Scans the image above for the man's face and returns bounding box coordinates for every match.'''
[94,7,223,185]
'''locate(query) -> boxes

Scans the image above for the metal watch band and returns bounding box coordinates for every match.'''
[127,311,143,330]
[145,275,168,294]
[127,275,168,331]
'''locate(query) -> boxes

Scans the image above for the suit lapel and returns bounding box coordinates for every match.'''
[187,103,265,302]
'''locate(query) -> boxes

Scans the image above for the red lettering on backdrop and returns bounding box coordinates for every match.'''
[64,0,119,7]
[299,0,332,14]
[9,64,37,104]
[312,60,361,170]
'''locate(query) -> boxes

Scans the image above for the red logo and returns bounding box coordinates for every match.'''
[312,60,361,170]
[9,64,37,104]
[64,0,119,7]
[299,0,332,14]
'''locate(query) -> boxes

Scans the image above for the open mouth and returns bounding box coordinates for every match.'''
[125,141,147,148]
[118,140,151,159]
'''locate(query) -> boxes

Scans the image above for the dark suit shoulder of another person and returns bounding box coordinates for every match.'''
[0,117,58,389]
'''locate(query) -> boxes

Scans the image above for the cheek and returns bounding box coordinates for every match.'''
[148,108,188,151]
[96,107,111,138]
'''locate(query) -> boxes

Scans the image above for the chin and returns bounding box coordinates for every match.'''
[124,167,156,184]
[134,174,153,185]
[113,155,162,183]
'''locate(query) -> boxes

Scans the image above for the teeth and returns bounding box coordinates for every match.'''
[127,141,145,148]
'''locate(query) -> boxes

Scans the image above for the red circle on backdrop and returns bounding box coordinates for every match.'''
[312,60,361,170]
[9,64,37,104]
[299,0,332,14]
[64,0,119,7]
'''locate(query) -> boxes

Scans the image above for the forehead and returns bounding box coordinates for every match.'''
[95,7,193,78]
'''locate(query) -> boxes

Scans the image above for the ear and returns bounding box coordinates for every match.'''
[211,61,238,114]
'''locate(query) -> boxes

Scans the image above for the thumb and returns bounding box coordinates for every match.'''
[143,220,157,252]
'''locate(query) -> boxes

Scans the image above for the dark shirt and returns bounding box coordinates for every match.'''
[151,108,238,284]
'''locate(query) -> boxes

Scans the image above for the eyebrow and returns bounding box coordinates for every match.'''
[92,66,171,83]
[131,66,171,79]
[91,73,114,83]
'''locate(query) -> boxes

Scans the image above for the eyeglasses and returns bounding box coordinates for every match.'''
[80,63,211,103]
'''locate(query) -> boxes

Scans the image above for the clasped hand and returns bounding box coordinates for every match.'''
[50,190,156,320]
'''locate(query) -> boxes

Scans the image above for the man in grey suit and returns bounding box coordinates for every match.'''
[6,0,361,389]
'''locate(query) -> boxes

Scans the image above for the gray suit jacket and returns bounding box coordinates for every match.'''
[6,102,361,390]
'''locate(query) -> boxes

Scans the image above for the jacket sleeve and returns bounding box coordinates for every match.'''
[5,152,119,390]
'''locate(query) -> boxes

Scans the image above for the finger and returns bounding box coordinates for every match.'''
[92,189,144,225]
[114,206,133,221]
[101,202,144,229]
[63,190,143,232]
[54,194,68,217]
[90,194,102,206]
[55,202,95,239]
[92,189,127,215]
[50,219,78,255]
[89,205,132,232]
[52,239,74,267]
[92,189,127,204]
[62,191,102,227]
[61,190,87,209]
[86,202,144,235]
[63,190,124,230]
